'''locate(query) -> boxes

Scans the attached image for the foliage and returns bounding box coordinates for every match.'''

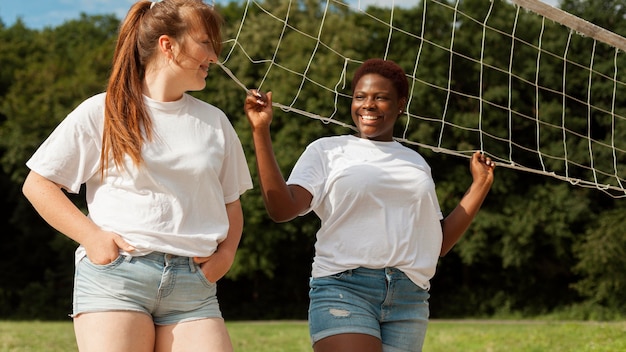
[0,0,624,320]
[572,206,626,311]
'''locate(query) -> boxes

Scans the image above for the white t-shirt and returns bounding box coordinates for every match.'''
[26,93,253,262]
[287,135,443,290]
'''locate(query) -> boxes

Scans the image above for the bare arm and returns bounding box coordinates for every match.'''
[440,151,495,256]
[244,90,312,222]
[195,199,244,282]
[22,170,134,264]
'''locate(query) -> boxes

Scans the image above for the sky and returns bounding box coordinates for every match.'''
[0,0,560,30]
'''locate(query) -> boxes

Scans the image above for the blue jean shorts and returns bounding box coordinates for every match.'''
[72,252,222,325]
[308,267,430,351]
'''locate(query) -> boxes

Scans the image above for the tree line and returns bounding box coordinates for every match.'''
[0,0,624,320]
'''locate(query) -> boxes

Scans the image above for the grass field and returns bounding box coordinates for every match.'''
[1,319,625,351]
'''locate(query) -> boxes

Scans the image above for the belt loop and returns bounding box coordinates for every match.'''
[189,257,197,272]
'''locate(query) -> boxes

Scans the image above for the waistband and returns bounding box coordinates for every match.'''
[343,267,409,280]
[135,251,197,271]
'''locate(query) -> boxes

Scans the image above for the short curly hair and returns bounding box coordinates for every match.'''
[351,58,409,99]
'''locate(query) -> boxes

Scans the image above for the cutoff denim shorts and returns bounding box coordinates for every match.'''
[308,267,430,352]
[72,251,222,325]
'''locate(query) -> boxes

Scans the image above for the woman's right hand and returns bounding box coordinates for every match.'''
[244,89,273,129]
[22,171,135,265]
[83,229,135,265]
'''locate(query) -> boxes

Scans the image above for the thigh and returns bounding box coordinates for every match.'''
[314,333,382,352]
[155,318,233,352]
[74,311,155,352]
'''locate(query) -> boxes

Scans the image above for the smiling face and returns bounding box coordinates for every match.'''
[173,30,218,92]
[351,73,406,142]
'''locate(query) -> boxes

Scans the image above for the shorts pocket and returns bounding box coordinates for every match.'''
[193,263,216,287]
[82,254,126,270]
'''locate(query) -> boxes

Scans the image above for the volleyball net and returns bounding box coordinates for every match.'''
[218,0,626,198]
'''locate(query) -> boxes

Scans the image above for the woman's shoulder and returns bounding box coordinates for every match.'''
[43,92,107,139]
[184,94,224,115]
[308,134,353,147]
[65,92,106,123]
[300,135,360,160]
[76,92,106,110]
[184,94,232,123]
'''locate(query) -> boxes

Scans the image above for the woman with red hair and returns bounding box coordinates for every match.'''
[22,1,251,350]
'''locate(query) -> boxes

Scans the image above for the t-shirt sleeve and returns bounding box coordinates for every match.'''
[286,141,326,215]
[219,117,253,204]
[25,97,103,194]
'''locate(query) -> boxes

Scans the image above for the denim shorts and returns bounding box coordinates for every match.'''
[308,267,430,351]
[72,252,222,325]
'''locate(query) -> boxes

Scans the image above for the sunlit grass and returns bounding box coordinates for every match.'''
[422,320,626,352]
[228,321,310,352]
[0,321,76,352]
[1,320,624,351]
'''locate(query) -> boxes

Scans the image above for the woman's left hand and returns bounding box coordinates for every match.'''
[470,151,495,186]
[193,251,232,283]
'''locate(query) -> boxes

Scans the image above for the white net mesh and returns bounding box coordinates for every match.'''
[219,0,626,198]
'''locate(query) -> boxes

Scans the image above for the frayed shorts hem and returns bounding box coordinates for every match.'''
[71,308,223,326]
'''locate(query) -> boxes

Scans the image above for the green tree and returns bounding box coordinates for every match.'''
[572,205,626,315]
[0,0,624,321]
[0,14,118,319]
